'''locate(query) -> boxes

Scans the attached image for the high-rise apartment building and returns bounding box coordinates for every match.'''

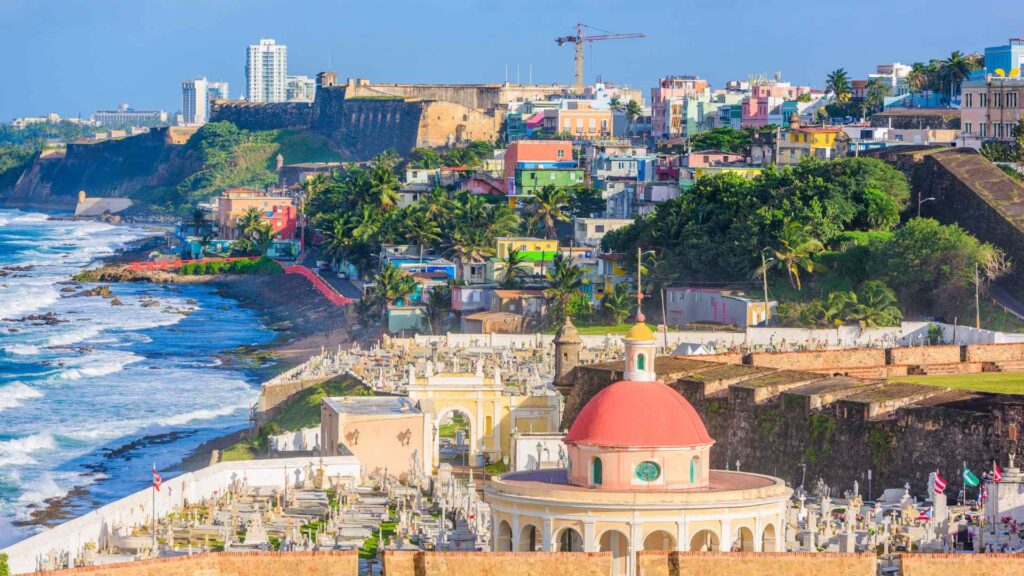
[246,39,287,103]
[208,81,230,101]
[182,77,209,125]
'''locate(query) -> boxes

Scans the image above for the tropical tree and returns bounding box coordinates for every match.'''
[369,157,400,209]
[826,69,853,103]
[498,248,532,289]
[236,206,264,237]
[600,282,635,326]
[190,206,206,235]
[404,209,442,262]
[409,147,442,169]
[625,100,643,135]
[941,51,973,100]
[527,185,571,239]
[372,263,417,307]
[855,280,903,327]
[422,283,453,335]
[544,254,585,321]
[757,219,825,290]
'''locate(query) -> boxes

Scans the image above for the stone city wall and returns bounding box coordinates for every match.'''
[33,552,358,576]
[381,551,612,576]
[0,457,361,574]
[888,344,962,366]
[900,553,1024,576]
[746,348,887,371]
[636,551,876,576]
[966,342,1024,362]
[416,100,502,148]
[210,101,313,130]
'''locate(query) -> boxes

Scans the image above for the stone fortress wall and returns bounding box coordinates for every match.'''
[637,551,877,576]
[562,342,1024,500]
[381,550,612,576]
[209,77,567,161]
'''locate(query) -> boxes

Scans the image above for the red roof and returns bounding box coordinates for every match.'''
[564,380,713,448]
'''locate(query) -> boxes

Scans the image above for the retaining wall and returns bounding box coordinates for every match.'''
[900,553,1024,576]
[33,552,358,576]
[747,348,887,371]
[636,551,876,576]
[381,551,612,576]
[965,343,1024,362]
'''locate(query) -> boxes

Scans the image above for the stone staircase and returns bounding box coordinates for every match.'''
[982,360,1024,372]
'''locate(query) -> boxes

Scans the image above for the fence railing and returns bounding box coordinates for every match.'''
[283,265,353,305]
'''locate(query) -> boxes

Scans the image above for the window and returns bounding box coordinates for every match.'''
[995,123,1002,138]
[592,457,603,485]
[637,353,645,370]
[589,119,596,130]
[689,456,699,483]
[995,93,1003,109]
[966,93,974,107]
[635,461,661,482]
[964,122,972,134]
[557,149,565,159]
[550,173,556,180]
[595,225,605,233]
[980,123,988,137]
[980,93,988,107]
[1009,92,1018,108]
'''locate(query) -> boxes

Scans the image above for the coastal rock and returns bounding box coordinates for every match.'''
[78,285,113,298]
[60,286,76,293]
[110,298,124,306]
[140,300,160,308]
[3,312,65,325]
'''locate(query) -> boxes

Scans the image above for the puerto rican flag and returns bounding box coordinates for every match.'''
[152,464,161,492]
[934,471,948,494]
[917,507,933,521]
[994,461,1004,483]
[981,485,989,505]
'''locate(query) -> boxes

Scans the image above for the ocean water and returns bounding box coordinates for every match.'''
[0,209,275,546]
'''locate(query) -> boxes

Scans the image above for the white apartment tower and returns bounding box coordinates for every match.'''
[246,39,287,103]
[182,77,209,125]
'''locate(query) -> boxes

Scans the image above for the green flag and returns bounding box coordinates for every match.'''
[964,466,980,488]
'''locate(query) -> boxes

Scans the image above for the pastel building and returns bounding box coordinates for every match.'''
[959,38,1024,150]
[541,101,613,141]
[650,76,710,140]
[503,140,575,201]
[664,287,776,327]
[214,189,295,240]
[486,317,792,576]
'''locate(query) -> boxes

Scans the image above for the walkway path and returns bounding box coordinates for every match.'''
[282,265,353,306]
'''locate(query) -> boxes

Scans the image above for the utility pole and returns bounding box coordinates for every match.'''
[976,262,981,329]
[761,251,771,326]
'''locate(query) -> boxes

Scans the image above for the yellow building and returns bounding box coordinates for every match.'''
[778,125,845,165]
[542,101,613,140]
[494,237,559,260]
[406,364,561,469]
[485,317,792,576]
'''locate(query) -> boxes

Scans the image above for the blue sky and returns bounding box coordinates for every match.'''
[1,0,1022,120]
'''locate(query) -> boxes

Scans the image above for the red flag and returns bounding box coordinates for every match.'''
[152,464,161,492]
[934,471,948,494]
[994,461,1003,483]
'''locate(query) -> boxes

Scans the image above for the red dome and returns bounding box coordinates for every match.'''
[564,380,714,448]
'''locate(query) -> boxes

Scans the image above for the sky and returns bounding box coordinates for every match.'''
[1,0,1023,120]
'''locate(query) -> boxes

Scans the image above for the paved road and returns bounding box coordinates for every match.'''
[990,283,1024,322]
[299,250,364,300]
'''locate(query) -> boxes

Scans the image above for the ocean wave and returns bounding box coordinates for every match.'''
[2,344,40,356]
[157,402,249,427]
[0,382,43,412]
[59,350,143,380]
[46,325,101,347]
[0,432,56,466]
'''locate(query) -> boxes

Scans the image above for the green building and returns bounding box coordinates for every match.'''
[515,168,585,196]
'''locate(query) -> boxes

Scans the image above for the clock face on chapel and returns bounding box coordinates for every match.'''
[635,461,661,482]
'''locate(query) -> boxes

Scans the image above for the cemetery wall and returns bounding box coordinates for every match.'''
[900,553,1024,576]
[636,551,875,576]
[746,348,886,371]
[381,550,612,576]
[0,457,361,574]
[32,552,358,576]
[888,344,962,365]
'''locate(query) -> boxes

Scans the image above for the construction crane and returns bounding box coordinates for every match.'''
[555,23,645,94]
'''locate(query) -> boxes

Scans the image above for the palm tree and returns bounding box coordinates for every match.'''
[404,209,442,263]
[369,162,400,210]
[190,206,205,236]
[942,51,973,101]
[756,220,825,290]
[486,203,521,238]
[625,100,643,136]
[498,248,532,289]
[856,281,903,328]
[600,282,635,326]
[544,254,584,313]
[236,206,264,238]
[907,62,930,94]
[422,186,453,221]
[527,185,571,240]
[373,263,417,307]
[825,68,852,104]
[251,221,276,255]
[197,233,213,258]
[422,283,453,335]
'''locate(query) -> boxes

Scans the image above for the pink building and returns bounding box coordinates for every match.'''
[683,150,747,168]
[740,84,820,127]
[650,76,708,139]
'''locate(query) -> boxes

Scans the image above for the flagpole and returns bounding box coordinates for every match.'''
[151,465,157,554]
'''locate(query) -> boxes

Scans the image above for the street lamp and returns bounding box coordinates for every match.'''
[917,195,936,217]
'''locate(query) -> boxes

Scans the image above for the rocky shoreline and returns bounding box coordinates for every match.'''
[13,235,354,530]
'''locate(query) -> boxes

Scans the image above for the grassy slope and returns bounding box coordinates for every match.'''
[220,375,371,462]
[891,372,1024,395]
